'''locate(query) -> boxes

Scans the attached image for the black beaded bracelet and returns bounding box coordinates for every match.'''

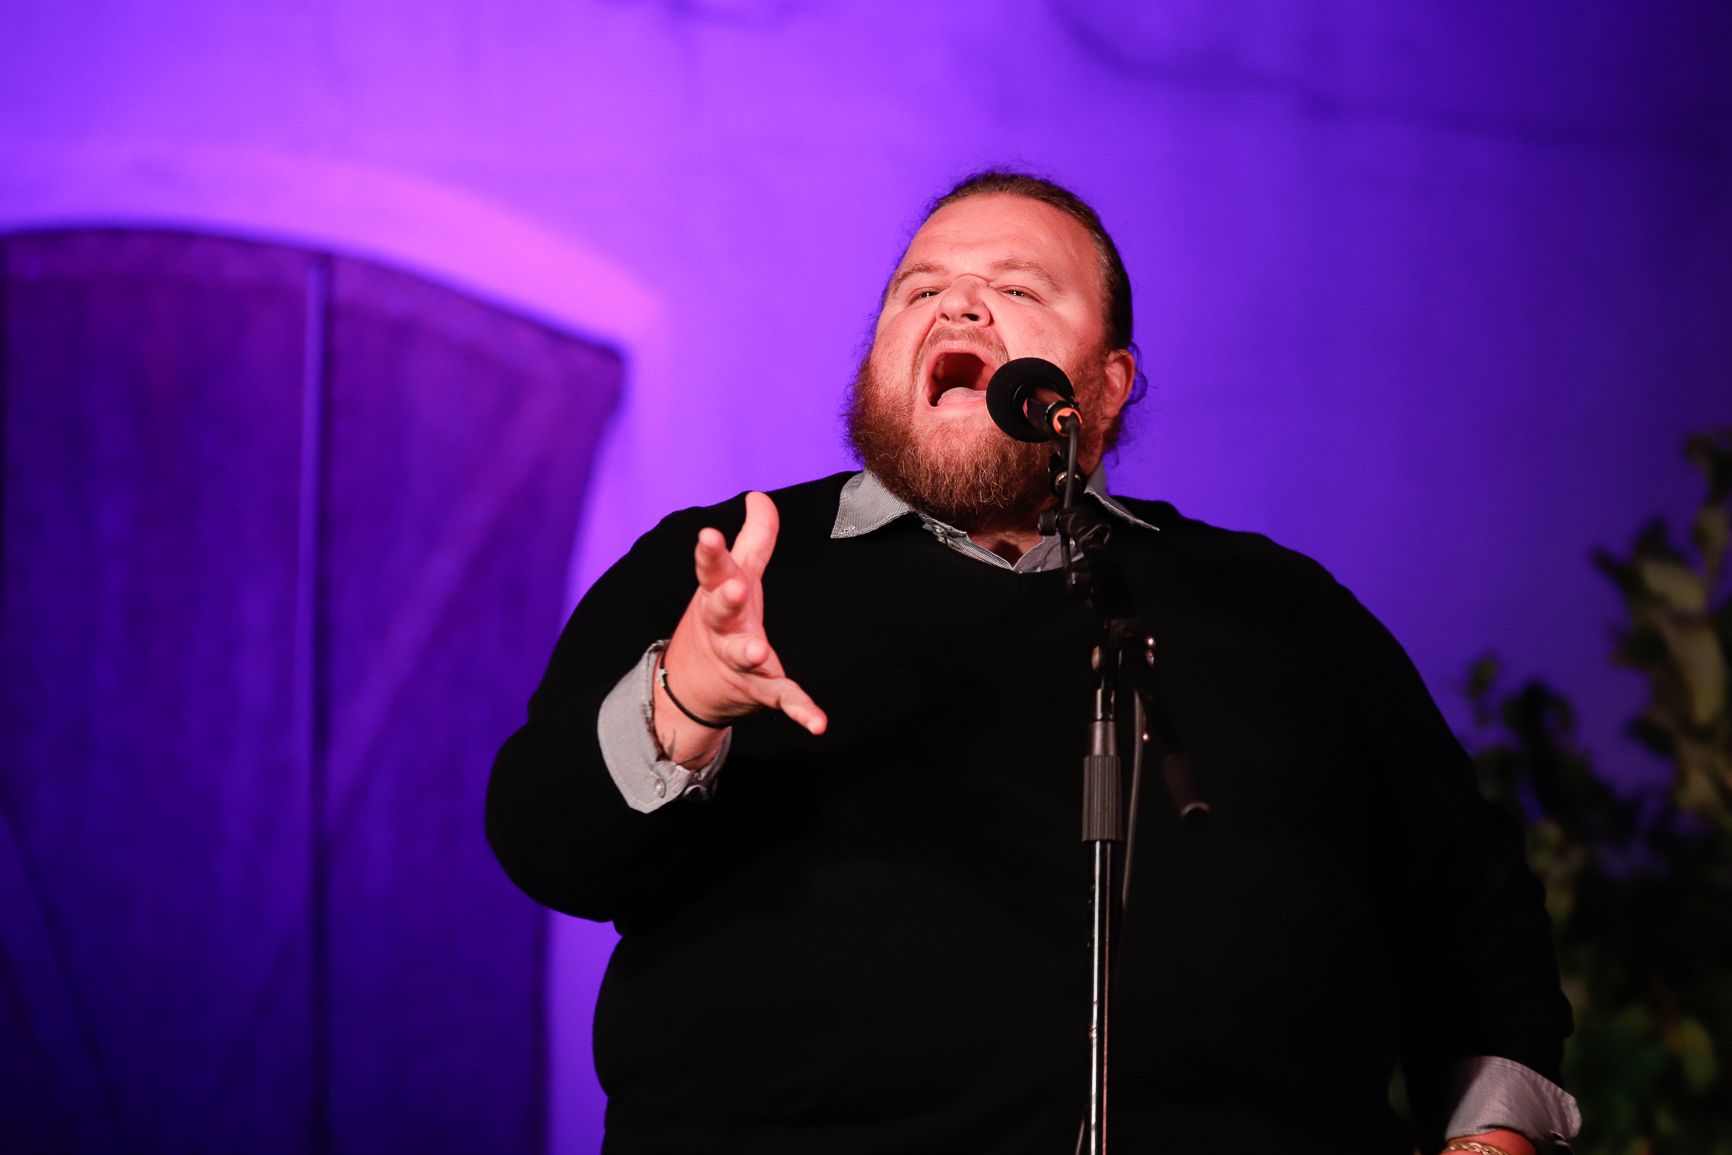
[655,650,730,729]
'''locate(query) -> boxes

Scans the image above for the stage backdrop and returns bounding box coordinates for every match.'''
[1,3,1728,1153]
[0,229,622,1154]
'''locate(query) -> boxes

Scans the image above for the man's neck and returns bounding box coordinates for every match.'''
[967,524,1045,564]
[958,461,1098,562]
[963,494,1058,562]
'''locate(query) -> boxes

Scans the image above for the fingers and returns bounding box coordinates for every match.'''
[698,576,751,633]
[676,492,823,737]
[732,492,781,578]
[693,527,743,593]
[715,631,770,672]
[766,676,827,736]
[693,495,776,637]
[695,492,778,596]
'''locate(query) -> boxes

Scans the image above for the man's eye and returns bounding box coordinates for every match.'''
[912,289,940,300]
[1001,287,1031,299]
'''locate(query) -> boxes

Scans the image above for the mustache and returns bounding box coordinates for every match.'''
[911,326,1007,375]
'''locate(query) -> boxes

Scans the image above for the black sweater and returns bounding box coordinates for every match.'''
[486,473,1571,1154]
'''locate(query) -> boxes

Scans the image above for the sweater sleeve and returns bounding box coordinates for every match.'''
[484,497,746,923]
[1330,579,1575,1146]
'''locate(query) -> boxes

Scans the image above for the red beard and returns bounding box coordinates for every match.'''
[845,341,1110,533]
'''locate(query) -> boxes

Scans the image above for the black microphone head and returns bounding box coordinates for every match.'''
[986,357,1075,443]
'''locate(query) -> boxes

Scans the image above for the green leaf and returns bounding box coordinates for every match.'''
[1672,1016,1718,1093]
[1685,428,1732,504]
[1674,742,1732,826]
[1638,557,1709,613]
[1693,505,1728,582]
[1652,616,1727,726]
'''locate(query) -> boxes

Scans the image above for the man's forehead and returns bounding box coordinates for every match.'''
[899,193,1095,267]
[880,192,1106,312]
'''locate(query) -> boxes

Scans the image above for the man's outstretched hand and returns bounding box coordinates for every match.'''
[654,492,827,766]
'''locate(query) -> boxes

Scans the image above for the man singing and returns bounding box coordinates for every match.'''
[487,172,1580,1153]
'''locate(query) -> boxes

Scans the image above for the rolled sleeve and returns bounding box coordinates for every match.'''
[596,643,730,814]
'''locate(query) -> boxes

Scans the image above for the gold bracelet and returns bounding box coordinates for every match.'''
[1443,1142,1516,1155]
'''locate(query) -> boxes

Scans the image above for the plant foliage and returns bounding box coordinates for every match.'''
[1466,429,1732,1154]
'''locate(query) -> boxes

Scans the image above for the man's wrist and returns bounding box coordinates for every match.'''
[655,648,730,729]
[597,646,730,814]
[649,640,730,767]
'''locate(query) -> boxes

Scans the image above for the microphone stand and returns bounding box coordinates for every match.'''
[993,363,1210,1154]
[1044,416,1145,1155]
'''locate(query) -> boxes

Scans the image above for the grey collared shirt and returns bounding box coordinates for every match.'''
[828,467,1158,570]
[593,468,1580,1149]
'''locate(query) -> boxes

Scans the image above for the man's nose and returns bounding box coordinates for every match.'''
[937,276,991,325]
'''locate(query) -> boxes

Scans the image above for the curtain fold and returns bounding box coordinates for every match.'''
[0,229,621,1154]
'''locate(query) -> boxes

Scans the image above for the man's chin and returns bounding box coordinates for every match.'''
[848,358,1057,530]
[868,436,1053,531]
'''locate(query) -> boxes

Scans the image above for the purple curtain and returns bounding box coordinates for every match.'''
[0,230,622,1154]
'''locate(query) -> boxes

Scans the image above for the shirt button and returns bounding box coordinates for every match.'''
[654,780,667,798]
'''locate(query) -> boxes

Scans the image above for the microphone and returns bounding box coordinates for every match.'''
[986,357,1083,442]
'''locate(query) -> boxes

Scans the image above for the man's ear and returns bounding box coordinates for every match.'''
[1100,347,1135,422]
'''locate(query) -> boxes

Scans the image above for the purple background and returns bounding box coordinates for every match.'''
[2,2,1728,1151]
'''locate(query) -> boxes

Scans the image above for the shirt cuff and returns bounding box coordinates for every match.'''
[596,642,731,814]
[1444,1055,1582,1151]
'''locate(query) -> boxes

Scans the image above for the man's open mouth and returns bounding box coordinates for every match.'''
[926,349,996,406]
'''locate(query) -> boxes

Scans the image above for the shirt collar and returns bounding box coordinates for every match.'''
[830,467,1159,541]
